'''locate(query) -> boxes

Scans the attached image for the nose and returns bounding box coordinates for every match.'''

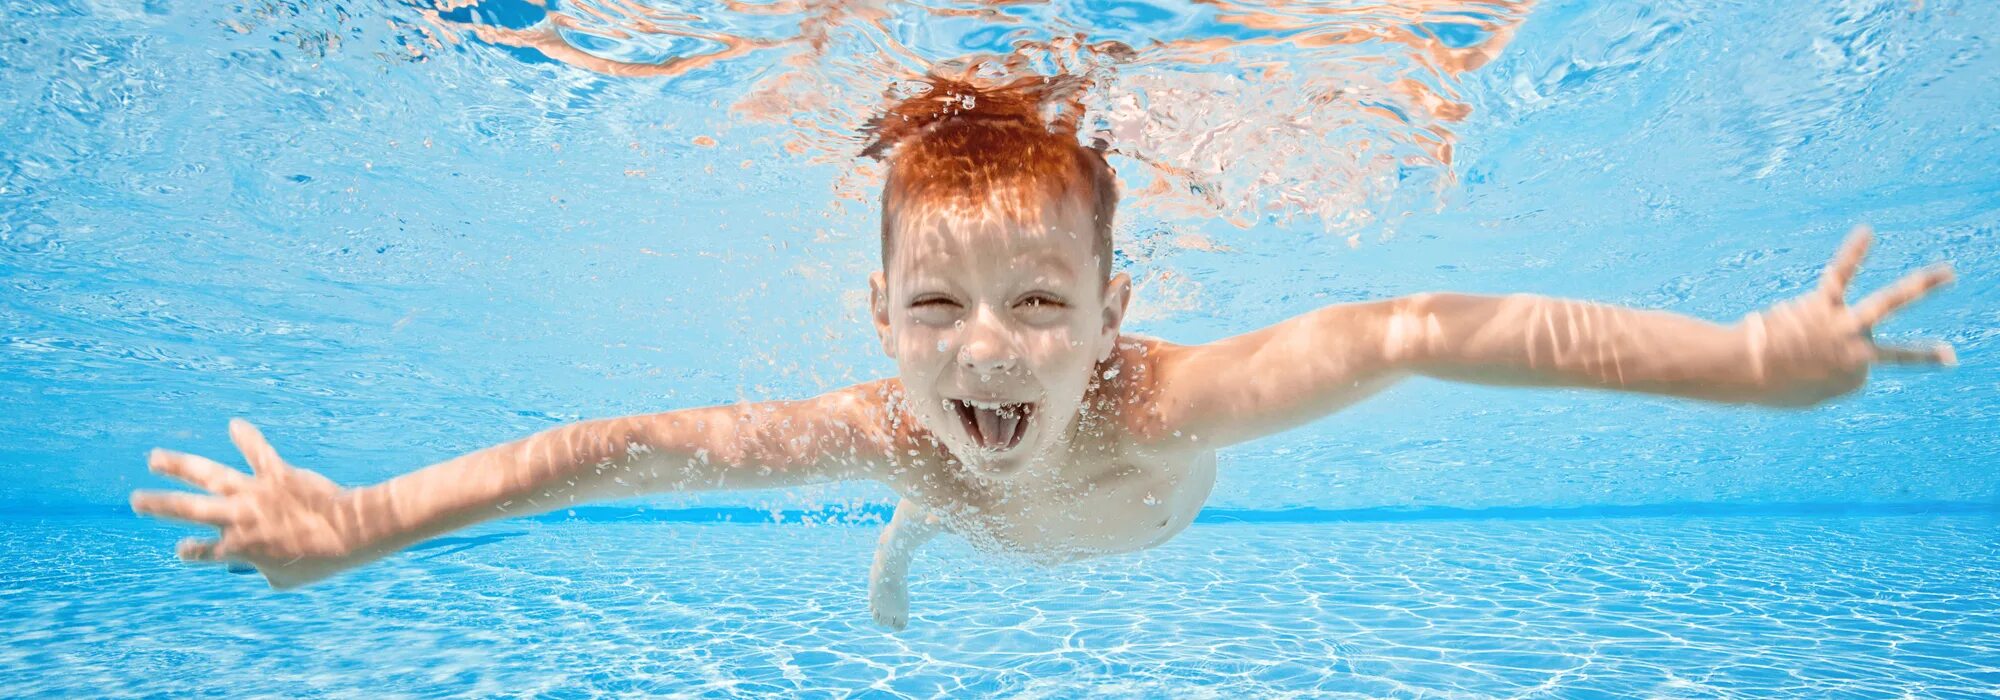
[956,308,1019,375]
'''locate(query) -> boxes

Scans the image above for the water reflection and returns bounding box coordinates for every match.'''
[399,0,1529,236]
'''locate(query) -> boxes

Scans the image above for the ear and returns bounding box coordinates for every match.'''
[869,271,894,358]
[1097,272,1133,361]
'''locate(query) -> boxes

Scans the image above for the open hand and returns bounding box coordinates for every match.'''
[130,419,366,589]
[1744,225,1955,406]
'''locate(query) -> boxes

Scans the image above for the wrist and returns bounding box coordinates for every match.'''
[1736,309,1834,408]
[332,485,396,558]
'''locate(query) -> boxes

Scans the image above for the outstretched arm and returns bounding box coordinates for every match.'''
[130,381,904,588]
[1151,226,1955,448]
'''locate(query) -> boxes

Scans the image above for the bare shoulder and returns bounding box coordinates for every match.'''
[1089,334,1201,448]
[814,378,964,473]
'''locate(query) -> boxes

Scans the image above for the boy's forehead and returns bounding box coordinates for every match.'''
[891,198,1096,276]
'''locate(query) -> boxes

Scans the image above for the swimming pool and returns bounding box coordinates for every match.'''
[3,0,1995,696]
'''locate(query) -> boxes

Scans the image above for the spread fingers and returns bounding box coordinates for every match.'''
[149,449,250,495]
[1874,343,1957,367]
[1853,264,1954,326]
[130,490,235,527]
[1817,225,1872,301]
[229,418,287,477]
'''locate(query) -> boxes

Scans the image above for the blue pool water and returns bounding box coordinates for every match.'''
[7,514,1998,696]
[3,0,1998,696]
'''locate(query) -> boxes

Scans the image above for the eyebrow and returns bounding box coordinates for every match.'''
[1016,250,1078,277]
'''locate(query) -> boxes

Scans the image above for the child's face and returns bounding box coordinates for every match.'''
[870,194,1131,478]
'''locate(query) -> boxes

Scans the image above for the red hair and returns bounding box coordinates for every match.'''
[861,74,1118,279]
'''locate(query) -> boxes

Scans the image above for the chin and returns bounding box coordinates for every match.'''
[952,444,1036,480]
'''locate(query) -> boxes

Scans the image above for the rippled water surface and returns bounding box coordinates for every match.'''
[3,0,1995,512]
[4,0,1998,695]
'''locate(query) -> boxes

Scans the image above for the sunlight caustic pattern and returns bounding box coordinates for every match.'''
[403,0,1529,238]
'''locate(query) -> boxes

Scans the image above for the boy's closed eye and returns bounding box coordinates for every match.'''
[1015,293,1064,309]
[909,295,961,325]
[1013,293,1067,324]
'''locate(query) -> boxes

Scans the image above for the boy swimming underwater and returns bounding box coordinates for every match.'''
[130,75,1957,631]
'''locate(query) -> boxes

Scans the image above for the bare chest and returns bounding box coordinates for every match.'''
[913,449,1217,563]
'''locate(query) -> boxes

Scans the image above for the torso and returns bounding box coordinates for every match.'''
[944,449,1215,563]
[877,337,1215,564]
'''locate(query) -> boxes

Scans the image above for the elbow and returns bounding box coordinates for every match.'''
[1380,293,1448,369]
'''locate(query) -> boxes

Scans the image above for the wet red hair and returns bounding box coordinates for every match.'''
[861,74,1119,279]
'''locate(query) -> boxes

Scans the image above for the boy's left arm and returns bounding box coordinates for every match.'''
[1150,226,1955,448]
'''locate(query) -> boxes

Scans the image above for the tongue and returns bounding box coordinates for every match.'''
[974,407,1004,449]
[997,413,1020,448]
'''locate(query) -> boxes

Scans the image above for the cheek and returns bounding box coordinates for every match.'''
[888,326,949,374]
[1019,324,1095,374]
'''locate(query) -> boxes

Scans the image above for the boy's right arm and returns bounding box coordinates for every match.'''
[130,381,904,589]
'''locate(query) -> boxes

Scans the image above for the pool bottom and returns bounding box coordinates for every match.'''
[3,513,1994,698]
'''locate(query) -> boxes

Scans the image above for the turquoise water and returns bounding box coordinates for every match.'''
[4,0,1998,696]
[11,512,2000,696]
[7,514,1998,696]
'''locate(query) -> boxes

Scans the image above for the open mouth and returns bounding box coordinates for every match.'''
[947,399,1035,453]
